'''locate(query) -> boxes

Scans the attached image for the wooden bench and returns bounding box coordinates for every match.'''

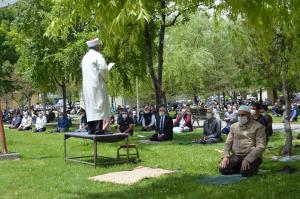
[190,108,207,127]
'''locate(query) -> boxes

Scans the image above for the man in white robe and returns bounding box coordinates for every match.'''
[81,38,110,134]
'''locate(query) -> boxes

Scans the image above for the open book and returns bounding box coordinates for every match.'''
[108,63,115,71]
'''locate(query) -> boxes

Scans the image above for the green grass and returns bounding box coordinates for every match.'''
[1,125,300,199]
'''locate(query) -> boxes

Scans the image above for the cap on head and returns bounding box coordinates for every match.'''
[238,105,251,113]
[86,38,100,48]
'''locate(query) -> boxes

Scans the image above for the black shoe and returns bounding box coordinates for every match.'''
[95,130,105,135]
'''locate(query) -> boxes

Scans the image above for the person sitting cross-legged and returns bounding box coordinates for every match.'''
[173,107,193,133]
[18,112,32,131]
[75,109,89,133]
[117,109,134,136]
[192,109,221,144]
[149,106,173,142]
[55,112,70,133]
[141,106,156,131]
[9,110,22,129]
[33,112,47,132]
[219,105,266,177]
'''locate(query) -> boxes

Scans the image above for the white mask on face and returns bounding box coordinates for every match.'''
[250,109,256,116]
[159,111,165,117]
[238,116,248,125]
[122,114,128,119]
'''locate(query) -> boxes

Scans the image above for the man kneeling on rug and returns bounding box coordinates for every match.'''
[219,105,266,177]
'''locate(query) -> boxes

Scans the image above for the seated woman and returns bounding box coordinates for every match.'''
[192,109,221,144]
[55,112,70,132]
[117,109,134,136]
[18,112,32,131]
[33,112,47,132]
[173,107,193,133]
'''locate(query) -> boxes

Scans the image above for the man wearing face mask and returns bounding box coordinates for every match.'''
[250,102,270,143]
[192,109,221,144]
[220,105,266,177]
[18,112,33,131]
[33,112,47,132]
[117,109,134,136]
[149,106,173,141]
[173,107,193,133]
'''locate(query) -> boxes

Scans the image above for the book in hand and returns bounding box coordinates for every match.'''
[108,63,115,71]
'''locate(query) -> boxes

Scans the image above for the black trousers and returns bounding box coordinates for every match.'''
[150,133,171,142]
[88,120,103,134]
[219,154,262,177]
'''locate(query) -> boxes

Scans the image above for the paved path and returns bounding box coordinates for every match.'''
[192,120,300,132]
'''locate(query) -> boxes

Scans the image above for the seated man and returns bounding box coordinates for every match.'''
[251,102,271,143]
[75,109,89,133]
[150,106,173,141]
[55,112,70,132]
[222,106,238,134]
[18,112,32,131]
[219,105,266,177]
[192,109,221,144]
[117,109,134,136]
[141,106,156,131]
[9,111,22,129]
[33,112,47,132]
[173,107,193,133]
[290,103,299,122]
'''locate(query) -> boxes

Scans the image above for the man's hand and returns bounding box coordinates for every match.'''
[204,136,208,140]
[220,157,230,168]
[241,159,250,171]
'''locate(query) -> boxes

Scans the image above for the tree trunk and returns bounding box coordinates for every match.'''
[273,88,277,104]
[62,84,67,114]
[42,93,47,115]
[223,92,226,107]
[282,77,292,156]
[259,88,263,104]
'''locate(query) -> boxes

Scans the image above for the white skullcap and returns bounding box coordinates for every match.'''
[86,38,100,48]
[238,105,251,113]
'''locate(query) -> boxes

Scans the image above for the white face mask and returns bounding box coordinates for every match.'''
[122,114,128,119]
[250,109,256,116]
[159,111,165,117]
[144,111,150,114]
[207,113,213,119]
[238,116,248,125]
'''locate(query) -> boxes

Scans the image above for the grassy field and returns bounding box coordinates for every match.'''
[1,125,300,199]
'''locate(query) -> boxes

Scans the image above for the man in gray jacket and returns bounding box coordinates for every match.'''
[192,109,221,144]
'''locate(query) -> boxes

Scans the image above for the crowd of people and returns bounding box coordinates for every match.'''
[2,98,300,178]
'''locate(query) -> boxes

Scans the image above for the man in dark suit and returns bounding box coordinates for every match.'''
[150,106,173,141]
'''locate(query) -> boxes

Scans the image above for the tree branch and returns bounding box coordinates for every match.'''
[163,8,189,27]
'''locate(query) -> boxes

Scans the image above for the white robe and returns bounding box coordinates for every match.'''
[81,49,110,122]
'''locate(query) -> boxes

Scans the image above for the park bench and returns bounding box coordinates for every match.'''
[190,108,207,127]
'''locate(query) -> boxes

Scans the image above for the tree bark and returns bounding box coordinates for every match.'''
[282,77,292,156]
[259,88,263,104]
[62,83,67,114]
[42,93,47,115]
[273,88,277,104]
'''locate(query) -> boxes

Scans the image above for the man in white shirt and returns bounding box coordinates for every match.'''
[33,112,47,132]
[18,112,32,131]
[81,38,110,135]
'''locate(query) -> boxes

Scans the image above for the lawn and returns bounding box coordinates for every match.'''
[1,125,300,199]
